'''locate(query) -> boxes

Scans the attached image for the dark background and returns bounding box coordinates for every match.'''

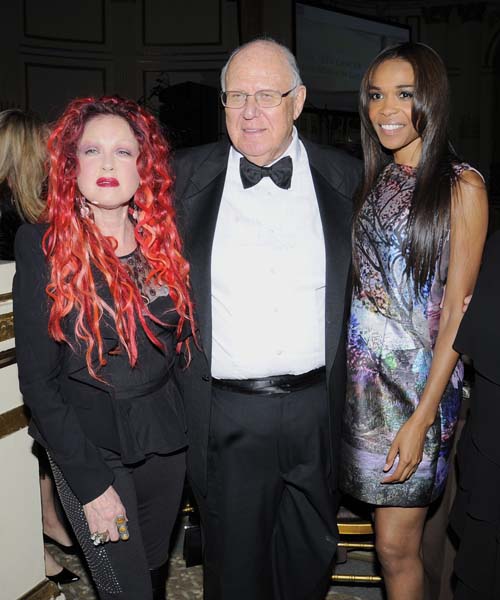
[1,0,498,225]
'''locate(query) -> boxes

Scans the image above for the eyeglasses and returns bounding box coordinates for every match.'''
[220,87,297,109]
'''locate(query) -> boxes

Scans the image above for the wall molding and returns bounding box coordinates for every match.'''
[0,312,14,342]
[23,0,106,44]
[19,579,60,600]
[142,0,222,46]
[0,348,16,370]
[24,62,107,115]
[0,404,28,440]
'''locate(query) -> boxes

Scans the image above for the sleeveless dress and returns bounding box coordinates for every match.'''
[340,161,467,507]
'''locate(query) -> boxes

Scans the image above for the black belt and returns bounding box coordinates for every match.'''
[212,366,325,396]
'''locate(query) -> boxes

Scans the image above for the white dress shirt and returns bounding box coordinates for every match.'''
[211,128,326,379]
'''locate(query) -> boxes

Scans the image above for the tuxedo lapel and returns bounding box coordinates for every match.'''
[177,139,354,374]
[176,142,229,363]
[310,164,352,377]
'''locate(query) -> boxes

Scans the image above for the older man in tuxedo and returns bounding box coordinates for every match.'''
[174,38,361,600]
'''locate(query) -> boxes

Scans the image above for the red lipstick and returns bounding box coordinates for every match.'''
[96,177,119,187]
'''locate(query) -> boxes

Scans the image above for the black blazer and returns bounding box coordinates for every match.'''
[454,230,500,465]
[173,138,362,496]
[13,224,187,504]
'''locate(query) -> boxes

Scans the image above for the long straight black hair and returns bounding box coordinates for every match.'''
[353,42,459,294]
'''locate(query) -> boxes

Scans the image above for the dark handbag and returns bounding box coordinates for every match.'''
[183,518,203,567]
[182,485,203,567]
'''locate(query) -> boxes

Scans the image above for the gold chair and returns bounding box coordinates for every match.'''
[182,496,382,584]
[332,500,382,584]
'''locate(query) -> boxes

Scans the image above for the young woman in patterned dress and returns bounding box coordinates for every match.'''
[340,43,488,600]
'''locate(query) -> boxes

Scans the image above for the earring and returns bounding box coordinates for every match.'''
[77,195,91,219]
[131,202,139,222]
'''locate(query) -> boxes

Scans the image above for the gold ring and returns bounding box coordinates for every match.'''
[115,515,129,541]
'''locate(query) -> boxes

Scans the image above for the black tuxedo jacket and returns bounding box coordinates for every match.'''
[13,224,186,504]
[173,138,361,497]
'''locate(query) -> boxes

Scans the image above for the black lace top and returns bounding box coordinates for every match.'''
[119,246,169,305]
[90,247,187,463]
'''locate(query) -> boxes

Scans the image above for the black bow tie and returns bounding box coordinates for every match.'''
[239,156,293,190]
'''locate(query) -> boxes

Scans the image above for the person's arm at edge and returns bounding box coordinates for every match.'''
[13,224,115,504]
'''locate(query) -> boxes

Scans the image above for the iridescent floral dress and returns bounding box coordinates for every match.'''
[340,162,467,507]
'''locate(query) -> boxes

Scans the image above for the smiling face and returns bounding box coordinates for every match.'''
[224,41,306,166]
[76,114,140,213]
[368,58,422,166]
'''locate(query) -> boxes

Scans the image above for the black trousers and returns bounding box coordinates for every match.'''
[52,449,185,599]
[196,379,339,600]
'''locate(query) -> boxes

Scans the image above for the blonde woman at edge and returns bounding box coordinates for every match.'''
[0,109,46,256]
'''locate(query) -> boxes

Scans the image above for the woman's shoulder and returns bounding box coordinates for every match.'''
[450,163,488,220]
[452,162,485,185]
[14,223,49,260]
[16,222,47,238]
[15,222,48,241]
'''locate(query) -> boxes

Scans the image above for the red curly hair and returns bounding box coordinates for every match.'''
[43,96,194,379]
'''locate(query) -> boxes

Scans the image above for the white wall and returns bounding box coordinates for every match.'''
[0,261,46,599]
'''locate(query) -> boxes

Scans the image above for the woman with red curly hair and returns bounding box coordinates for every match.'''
[13,96,194,599]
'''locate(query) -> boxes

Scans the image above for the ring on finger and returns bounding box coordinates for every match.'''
[90,530,110,546]
[115,515,130,541]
